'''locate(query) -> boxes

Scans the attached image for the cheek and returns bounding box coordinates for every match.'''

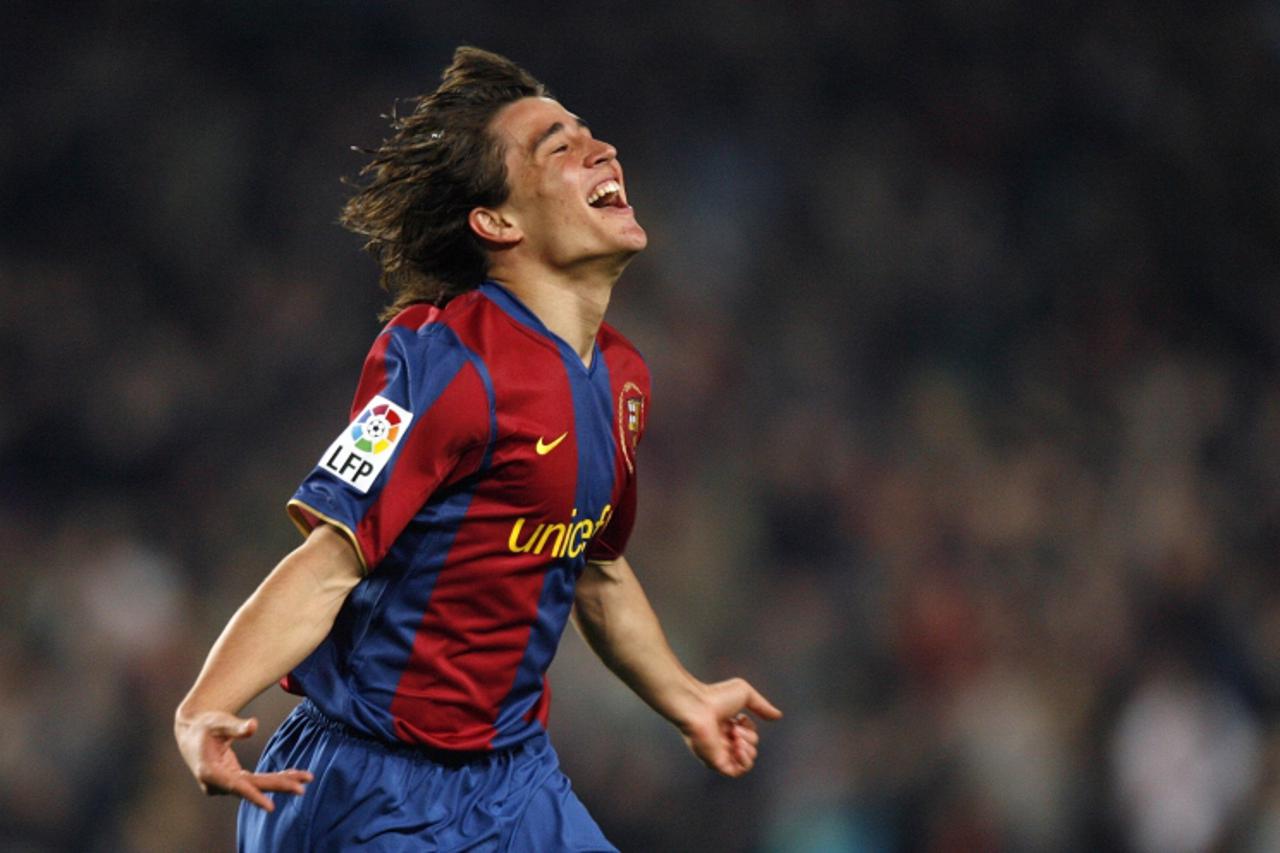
[542,192,585,228]
[531,181,575,212]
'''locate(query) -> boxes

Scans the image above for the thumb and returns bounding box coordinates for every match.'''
[210,714,258,740]
[744,687,783,721]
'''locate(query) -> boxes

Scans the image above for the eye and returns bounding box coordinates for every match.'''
[552,144,569,154]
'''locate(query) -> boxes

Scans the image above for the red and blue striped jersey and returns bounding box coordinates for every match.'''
[284,281,648,751]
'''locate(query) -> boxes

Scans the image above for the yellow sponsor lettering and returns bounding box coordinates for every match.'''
[536,523,568,557]
[566,519,594,558]
[507,503,615,558]
[508,518,545,553]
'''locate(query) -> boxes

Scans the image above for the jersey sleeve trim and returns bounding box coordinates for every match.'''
[286,497,369,574]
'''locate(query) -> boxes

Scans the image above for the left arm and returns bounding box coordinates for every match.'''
[573,555,782,777]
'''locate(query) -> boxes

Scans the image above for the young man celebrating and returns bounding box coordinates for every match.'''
[174,47,781,851]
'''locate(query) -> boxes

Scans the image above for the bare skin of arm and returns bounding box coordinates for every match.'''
[573,555,782,777]
[174,524,363,810]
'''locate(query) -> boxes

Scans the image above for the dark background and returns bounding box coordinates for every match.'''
[4,2,1280,850]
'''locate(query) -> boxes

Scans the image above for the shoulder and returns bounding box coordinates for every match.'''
[598,321,647,369]
[363,296,495,423]
[378,293,491,362]
[383,294,487,340]
[390,288,514,361]
[597,320,644,359]
[598,321,650,386]
[382,289,488,332]
[384,301,444,334]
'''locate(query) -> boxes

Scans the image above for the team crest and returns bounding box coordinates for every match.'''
[318,394,413,492]
[616,382,645,474]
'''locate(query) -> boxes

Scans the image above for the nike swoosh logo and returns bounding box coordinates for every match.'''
[535,432,568,455]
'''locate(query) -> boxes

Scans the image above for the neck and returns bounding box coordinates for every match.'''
[488,265,619,365]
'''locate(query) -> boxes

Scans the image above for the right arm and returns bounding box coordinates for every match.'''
[173,523,363,810]
[179,319,487,809]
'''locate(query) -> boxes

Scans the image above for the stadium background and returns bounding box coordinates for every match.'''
[4,2,1280,850]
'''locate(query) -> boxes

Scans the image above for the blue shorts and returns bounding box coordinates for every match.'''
[238,700,616,852]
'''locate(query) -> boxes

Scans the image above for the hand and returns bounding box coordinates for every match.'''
[679,678,782,778]
[174,710,313,812]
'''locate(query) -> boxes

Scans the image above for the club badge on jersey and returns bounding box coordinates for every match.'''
[318,394,414,492]
[617,382,645,474]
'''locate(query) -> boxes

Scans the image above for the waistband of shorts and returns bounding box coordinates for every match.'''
[295,698,542,767]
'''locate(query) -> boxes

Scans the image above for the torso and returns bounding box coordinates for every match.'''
[286,282,648,750]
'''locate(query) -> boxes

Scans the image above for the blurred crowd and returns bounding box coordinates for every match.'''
[4,1,1280,850]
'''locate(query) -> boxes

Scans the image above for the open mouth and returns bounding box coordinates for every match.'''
[586,178,628,209]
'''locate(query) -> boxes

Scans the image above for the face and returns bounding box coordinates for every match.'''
[484,97,647,270]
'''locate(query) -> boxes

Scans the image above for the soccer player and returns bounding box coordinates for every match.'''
[174,47,781,851]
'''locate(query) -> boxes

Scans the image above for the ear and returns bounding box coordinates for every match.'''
[469,206,522,247]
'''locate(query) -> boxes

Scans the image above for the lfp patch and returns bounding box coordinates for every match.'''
[318,395,413,493]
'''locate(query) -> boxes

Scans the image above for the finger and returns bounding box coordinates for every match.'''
[249,770,314,795]
[227,774,276,812]
[723,754,749,778]
[718,755,744,777]
[731,733,758,765]
[719,732,755,777]
[735,724,760,748]
[744,687,783,721]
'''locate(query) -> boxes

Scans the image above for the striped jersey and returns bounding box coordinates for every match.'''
[284,281,648,751]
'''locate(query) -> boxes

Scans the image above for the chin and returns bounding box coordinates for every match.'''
[617,222,648,252]
[597,240,646,277]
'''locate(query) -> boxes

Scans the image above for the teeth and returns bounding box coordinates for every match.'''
[587,180,621,205]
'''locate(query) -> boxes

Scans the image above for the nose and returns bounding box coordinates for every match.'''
[587,138,616,167]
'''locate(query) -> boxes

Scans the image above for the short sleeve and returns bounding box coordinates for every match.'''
[584,469,637,562]
[287,324,491,571]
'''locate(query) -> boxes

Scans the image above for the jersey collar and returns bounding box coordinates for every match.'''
[479,280,601,374]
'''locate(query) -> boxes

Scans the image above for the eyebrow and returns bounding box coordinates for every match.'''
[532,118,590,154]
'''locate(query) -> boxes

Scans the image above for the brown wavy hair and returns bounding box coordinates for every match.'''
[340,47,547,318]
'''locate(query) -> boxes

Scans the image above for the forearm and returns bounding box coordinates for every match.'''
[573,555,705,729]
[176,525,362,721]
